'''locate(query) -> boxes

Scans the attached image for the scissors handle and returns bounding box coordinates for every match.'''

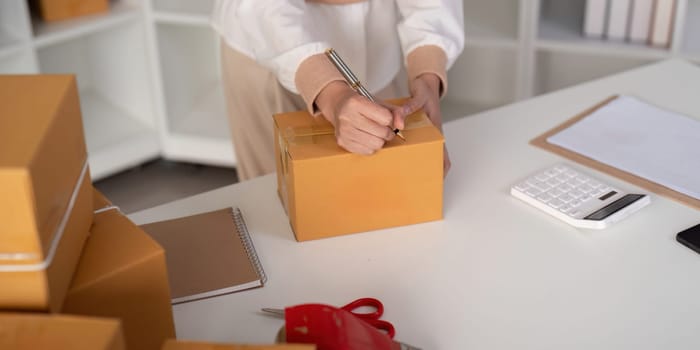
[365,319,396,339]
[341,297,384,320]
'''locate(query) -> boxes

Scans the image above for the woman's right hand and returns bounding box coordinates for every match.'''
[315,81,396,155]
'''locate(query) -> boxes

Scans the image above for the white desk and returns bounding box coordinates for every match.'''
[130,59,700,350]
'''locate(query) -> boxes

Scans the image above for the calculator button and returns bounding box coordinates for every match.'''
[570,199,581,207]
[548,189,563,197]
[579,184,593,193]
[569,190,583,198]
[537,194,553,203]
[558,194,573,202]
[525,189,540,197]
[588,180,601,188]
[557,184,572,192]
[514,182,529,191]
[535,173,549,181]
[548,199,564,208]
[559,204,572,213]
[546,178,559,186]
[544,169,559,177]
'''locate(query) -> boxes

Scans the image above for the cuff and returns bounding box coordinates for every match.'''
[295,53,346,116]
[406,45,448,97]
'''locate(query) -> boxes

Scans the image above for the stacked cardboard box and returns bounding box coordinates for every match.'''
[0,75,92,312]
[0,313,126,350]
[33,0,110,22]
[0,75,175,350]
[62,196,175,350]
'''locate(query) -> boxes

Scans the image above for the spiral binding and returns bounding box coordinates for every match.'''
[231,207,267,284]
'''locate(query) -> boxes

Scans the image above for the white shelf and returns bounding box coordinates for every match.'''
[33,1,141,48]
[0,48,37,74]
[80,90,160,180]
[151,0,214,17]
[154,20,235,167]
[36,15,159,179]
[171,82,230,139]
[537,16,671,59]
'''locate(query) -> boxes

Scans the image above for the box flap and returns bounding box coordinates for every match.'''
[68,210,163,291]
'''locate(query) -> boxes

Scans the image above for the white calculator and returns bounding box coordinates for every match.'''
[510,163,650,229]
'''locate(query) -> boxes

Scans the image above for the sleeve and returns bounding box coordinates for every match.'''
[216,0,344,114]
[395,0,465,96]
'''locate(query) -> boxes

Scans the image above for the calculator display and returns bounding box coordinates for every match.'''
[584,194,645,220]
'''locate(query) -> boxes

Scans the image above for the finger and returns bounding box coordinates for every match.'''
[401,95,425,117]
[337,136,376,155]
[443,145,451,177]
[379,102,406,131]
[355,112,396,141]
[351,96,393,127]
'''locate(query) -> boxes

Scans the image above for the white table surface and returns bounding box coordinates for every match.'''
[129,59,700,350]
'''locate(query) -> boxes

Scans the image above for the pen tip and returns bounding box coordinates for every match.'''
[395,129,406,141]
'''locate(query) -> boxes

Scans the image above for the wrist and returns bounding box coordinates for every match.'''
[315,80,352,123]
[416,73,441,96]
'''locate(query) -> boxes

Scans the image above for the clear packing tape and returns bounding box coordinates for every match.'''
[0,161,89,272]
[278,111,434,175]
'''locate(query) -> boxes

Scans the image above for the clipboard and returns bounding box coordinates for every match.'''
[530,95,700,211]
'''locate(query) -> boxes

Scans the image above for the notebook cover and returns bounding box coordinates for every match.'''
[530,95,700,210]
[140,208,264,304]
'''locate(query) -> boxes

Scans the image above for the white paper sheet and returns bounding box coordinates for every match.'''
[547,95,700,200]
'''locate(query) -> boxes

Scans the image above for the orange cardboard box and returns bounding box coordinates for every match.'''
[0,313,125,350]
[93,187,113,211]
[273,108,443,241]
[62,208,175,350]
[35,0,109,22]
[0,75,92,311]
[162,339,314,350]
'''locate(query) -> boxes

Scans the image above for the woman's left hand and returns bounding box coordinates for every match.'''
[394,73,451,176]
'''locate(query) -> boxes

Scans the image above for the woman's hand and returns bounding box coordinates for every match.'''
[316,81,396,155]
[397,73,451,176]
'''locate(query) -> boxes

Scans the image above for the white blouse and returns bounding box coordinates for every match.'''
[211,0,464,95]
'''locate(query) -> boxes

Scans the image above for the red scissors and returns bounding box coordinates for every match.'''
[263,298,419,350]
[263,297,397,339]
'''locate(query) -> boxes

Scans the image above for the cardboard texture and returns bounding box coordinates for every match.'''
[0,313,125,350]
[0,75,92,312]
[62,209,175,350]
[274,108,444,241]
[162,339,315,350]
[530,95,700,210]
[35,0,109,22]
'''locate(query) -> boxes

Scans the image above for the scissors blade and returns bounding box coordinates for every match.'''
[261,308,285,318]
[397,341,422,350]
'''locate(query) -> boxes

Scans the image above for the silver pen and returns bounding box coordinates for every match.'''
[325,48,406,141]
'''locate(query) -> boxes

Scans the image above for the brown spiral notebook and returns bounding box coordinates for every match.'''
[139,207,266,304]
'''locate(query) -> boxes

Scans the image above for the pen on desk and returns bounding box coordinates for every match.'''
[325,48,406,141]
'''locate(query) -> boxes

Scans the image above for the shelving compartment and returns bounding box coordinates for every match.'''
[36,19,160,180]
[463,0,520,47]
[156,22,235,167]
[443,46,519,120]
[533,50,654,95]
[537,0,670,59]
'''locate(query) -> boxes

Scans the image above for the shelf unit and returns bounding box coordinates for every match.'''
[1,0,698,178]
[443,0,700,122]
